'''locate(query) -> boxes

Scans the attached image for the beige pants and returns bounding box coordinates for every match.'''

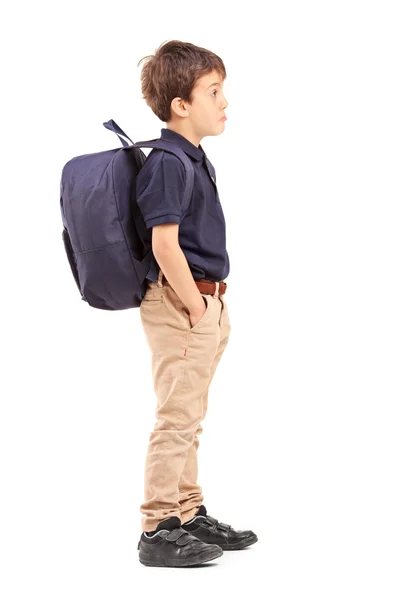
[139,268,231,532]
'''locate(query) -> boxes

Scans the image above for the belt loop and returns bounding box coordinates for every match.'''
[213,281,220,298]
[157,267,164,288]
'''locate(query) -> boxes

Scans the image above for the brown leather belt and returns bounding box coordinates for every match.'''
[161,275,227,296]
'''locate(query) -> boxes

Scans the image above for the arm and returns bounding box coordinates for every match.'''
[152,223,206,319]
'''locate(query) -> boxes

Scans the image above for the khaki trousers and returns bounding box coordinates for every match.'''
[139,268,231,532]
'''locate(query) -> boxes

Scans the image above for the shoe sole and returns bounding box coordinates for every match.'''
[139,546,223,567]
[217,533,258,550]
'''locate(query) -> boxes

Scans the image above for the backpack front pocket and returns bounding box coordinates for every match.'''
[62,227,81,293]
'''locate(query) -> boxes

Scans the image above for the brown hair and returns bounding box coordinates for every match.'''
[137,40,227,123]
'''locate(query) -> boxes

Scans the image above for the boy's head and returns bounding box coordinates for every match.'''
[137,40,228,145]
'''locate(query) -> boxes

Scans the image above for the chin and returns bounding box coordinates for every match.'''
[214,123,226,135]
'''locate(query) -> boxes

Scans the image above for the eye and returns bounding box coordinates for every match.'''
[211,90,218,97]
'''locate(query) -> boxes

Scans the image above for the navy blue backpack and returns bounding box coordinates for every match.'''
[60,119,194,310]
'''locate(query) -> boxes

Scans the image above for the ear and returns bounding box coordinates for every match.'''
[171,97,189,118]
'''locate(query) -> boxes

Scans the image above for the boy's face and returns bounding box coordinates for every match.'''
[171,69,229,140]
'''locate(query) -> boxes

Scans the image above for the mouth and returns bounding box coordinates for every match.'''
[219,116,227,121]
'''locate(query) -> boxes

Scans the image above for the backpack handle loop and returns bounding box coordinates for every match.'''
[103,119,134,147]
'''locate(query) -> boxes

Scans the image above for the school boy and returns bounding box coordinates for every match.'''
[135,40,258,567]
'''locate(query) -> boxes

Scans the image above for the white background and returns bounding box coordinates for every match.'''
[1,1,399,598]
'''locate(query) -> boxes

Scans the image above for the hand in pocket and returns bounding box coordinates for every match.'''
[189,296,208,329]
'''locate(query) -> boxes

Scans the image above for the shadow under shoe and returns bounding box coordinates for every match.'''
[138,516,223,567]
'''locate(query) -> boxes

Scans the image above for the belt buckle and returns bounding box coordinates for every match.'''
[213,281,220,298]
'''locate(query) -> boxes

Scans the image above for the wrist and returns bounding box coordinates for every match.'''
[189,296,207,315]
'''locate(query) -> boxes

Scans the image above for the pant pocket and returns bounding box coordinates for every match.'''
[141,288,164,304]
[182,294,211,332]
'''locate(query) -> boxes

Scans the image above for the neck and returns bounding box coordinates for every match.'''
[165,122,202,148]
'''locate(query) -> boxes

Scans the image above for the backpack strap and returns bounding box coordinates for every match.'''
[102,119,195,218]
[132,140,195,219]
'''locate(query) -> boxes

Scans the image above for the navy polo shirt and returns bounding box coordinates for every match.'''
[135,128,230,283]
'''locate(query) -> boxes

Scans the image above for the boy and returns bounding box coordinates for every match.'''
[135,40,258,567]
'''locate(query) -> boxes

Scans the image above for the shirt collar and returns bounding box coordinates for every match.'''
[160,128,205,162]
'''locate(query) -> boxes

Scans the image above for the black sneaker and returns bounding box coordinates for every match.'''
[137,516,223,567]
[181,505,258,550]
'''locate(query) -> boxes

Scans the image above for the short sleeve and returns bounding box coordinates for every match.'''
[136,151,186,230]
